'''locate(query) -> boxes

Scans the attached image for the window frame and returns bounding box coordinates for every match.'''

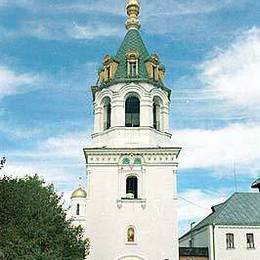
[246,233,255,249]
[126,176,138,199]
[102,97,112,131]
[125,95,140,127]
[226,233,235,249]
[126,225,137,245]
[76,203,80,216]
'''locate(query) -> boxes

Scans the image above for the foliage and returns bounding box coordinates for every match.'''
[0,175,89,260]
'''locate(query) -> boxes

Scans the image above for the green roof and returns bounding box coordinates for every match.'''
[114,29,149,81]
[180,192,260,240]
[99,29,171,98]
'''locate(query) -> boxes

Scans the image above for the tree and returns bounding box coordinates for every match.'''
[0,157,6,170]
[0,175,89,260]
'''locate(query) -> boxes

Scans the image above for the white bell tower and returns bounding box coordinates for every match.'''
[83,1,181,259]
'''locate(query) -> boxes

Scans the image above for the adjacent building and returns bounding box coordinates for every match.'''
[179,192,260,260]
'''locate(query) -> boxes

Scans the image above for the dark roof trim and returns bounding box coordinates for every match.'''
[179,247,209,257]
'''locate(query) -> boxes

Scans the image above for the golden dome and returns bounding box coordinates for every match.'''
[71,187,87,199]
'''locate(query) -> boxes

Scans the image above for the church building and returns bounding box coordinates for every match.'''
[70,1,182,259]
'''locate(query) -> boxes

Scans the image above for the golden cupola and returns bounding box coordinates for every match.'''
[125,0,141,30]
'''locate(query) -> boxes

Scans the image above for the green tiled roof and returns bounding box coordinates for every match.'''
[114,29,149,81]
[99,29,171,98]
[180,192,260,240]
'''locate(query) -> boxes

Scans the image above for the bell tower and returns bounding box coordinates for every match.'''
[84,1,181,259]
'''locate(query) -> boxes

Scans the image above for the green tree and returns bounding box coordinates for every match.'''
[0,175,89,260]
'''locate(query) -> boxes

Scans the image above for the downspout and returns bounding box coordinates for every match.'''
[212,224,216,260]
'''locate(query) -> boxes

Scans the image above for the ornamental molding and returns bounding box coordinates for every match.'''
[84,147,181,166]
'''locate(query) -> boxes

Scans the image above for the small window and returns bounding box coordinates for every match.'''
[152,65,157,81]
[153,97,162,130]
[103,97,111,130]
[226,233,234,249]
[76,204,80,216]
[127,227,135,243]
[107,66,111,80]
[126,176,138,199]
[247,233,255,249]
[129,62,137,77]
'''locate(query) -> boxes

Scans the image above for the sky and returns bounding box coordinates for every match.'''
[0,0,260,235]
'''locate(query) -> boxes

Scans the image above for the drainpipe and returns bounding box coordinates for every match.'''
[212,224,216,260]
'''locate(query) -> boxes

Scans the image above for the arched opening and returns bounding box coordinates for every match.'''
[126,176,138,199]
[76,204,80,216]
[103,97,111,130]
[125,96,140,127]
[127,227,135,243]
[153,97,162,130]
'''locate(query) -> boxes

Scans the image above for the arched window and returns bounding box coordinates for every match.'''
[127,52,139,78]
[133,158,142,165]
[103,97,111,130]
[76,204,80,216]
[153,97,162,130]
[125,96,140,127]
[126,176,138,199]
[127,227,135,243]
[122,157,130,165]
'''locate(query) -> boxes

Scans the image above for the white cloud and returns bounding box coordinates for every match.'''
[69,23,122,40]
[178,189,226,221]
[0,66,39,100]
[200,27,260,109]
[2,131,91,190]
[174,123,260,173]
[178,189,227,234]
[40,132,90,159]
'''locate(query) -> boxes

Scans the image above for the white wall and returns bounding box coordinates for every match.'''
[85,159,179,260]
[214,226,260,260]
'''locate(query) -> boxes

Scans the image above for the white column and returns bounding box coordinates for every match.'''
[111,99,124,127]
[140,99,152,127]
[94,106,103,133]
[161,105,169,132]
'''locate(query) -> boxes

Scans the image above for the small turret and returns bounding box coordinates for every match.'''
[70,186,87,227]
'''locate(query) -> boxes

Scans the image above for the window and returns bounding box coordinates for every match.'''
[127,52,139,78]
[129,61,137,77]
[226,233,234,249]
[122,157,130,165]
[152,65,157,81]
[126,176,138,199]
[247,233,255,249]
[153,97,162,130]
[107,66,111,80]
[103,97,111,130]
[133,158,142,165]
[125,96,140,127]
[76,204,80,216]
[127,227,135,243]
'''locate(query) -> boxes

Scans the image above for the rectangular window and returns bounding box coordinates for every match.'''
[76,204,80,216]
[247,233,255,249]
[130,62,137,77]
[226,233,235,249]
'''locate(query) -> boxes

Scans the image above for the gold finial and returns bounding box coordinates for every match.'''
[125,0,141,30]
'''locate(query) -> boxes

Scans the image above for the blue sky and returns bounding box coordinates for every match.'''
[1,0,260,234]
